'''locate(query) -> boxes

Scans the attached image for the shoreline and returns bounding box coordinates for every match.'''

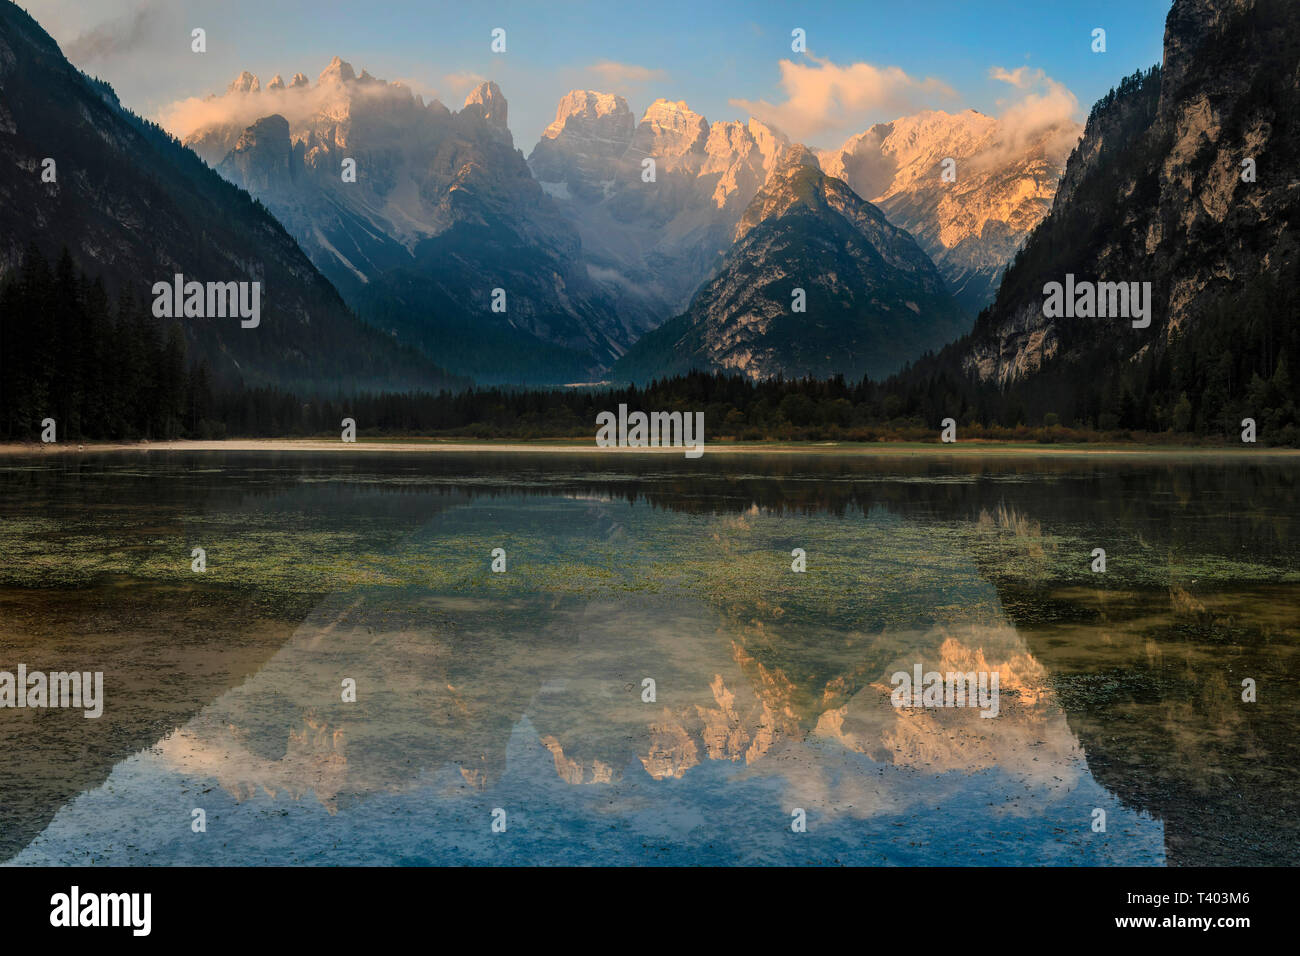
[1,438,1296,458]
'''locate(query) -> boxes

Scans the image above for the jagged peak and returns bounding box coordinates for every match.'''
[559,89,630,116]
[462,80,508,129]
[640,98,705,126]
[267,73,285,92]
[227,71,260,94]
[230,113,291,152]
[539,90,634,146]
[634,99,709,161]
[289,72,309,88]
[547,90,630,125]
[777,143,821,172]
[732,153,896,252]
[318,56,356,85]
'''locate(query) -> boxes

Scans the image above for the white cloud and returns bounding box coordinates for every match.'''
[989,65,1039,89]
[730,55,955,143]
[586,60,667,86]
[987,66,1082,163]
[158,66,423,141]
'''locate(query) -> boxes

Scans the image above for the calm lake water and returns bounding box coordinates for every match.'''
[0,450,1296,865]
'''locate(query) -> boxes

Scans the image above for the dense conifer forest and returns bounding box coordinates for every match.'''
[2,242,1295,445]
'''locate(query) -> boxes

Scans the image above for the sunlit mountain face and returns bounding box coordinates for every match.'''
[957,0,1300,394]
[820,108,1080,315]
[3,452,1295,865]
[174,58,1076,385]
[612,155,971,384]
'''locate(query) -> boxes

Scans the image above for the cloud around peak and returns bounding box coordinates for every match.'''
[986,65,1082,162]
[729,55,956,144]
[157,60,434,141]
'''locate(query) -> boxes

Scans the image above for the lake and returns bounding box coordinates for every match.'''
[0,449,1296,865]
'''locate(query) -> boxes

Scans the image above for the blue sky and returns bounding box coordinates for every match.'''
[26,0,1170,149]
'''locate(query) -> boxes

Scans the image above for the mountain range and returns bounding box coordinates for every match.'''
[5,0,1289,438]
[180,60,1078,385]
[184,62,625,384]
[820,108,1080,314]
[614,150,969,383]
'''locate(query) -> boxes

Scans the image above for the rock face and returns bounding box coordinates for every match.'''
[460,79,507,129]
[186,64,624,384]
[528,93,797,334]
[532,89,1079,349]
[0,3,454,393]
[172,67,1082,385]
[821,109,1080,314]
[958,0,1300,388]
[612,158,970,383]
[221,114,295,193]
[528,90,635,201]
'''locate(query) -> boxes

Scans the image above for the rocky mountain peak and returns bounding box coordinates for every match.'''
[318,56,356,86]
[632,99,709,162]
[779,143,820,171]
[221,113,294,193]
[527,91,809,331]
[547,90,632,130]
[613,142,969,385]
[461,80,508,129]
[227,71,260,94]
[734,158,832,243]
[820,105,1079,312]
[180,63,625,384]
[530,90,636,197]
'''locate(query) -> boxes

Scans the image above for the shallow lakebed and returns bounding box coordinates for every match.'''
[1,449,1295,865]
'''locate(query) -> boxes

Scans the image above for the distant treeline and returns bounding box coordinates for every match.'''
[1,246,1296,445]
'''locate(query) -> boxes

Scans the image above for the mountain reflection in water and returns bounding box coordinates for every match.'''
[1,451,1295,865]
